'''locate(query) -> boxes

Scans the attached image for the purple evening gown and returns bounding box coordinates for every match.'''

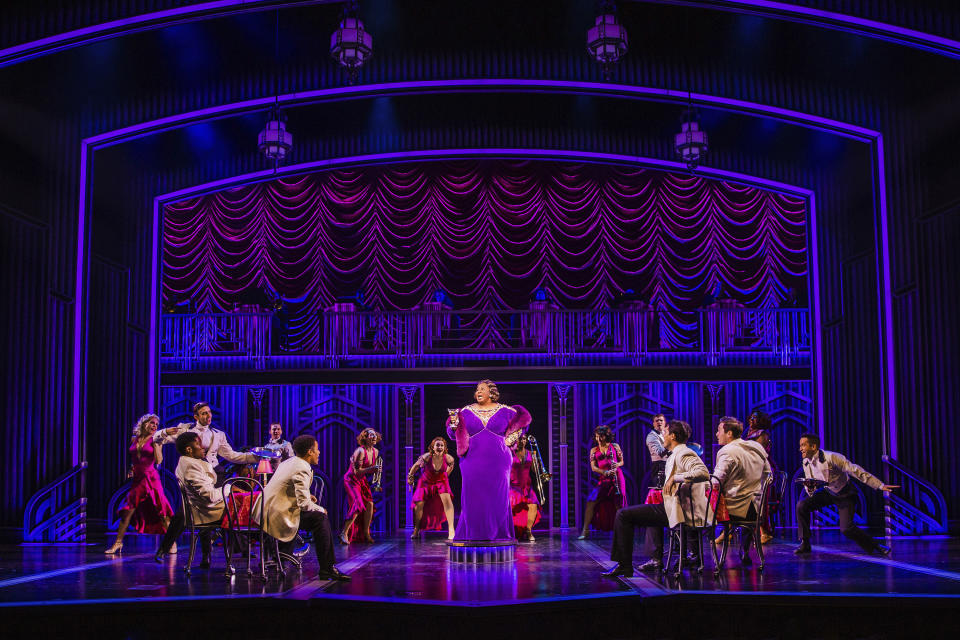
[447,404,530,542]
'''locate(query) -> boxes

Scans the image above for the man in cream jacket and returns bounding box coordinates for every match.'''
[156,431,229,566]
[713,416,770,567]
[258,434,349,581]
[604,420,709,577]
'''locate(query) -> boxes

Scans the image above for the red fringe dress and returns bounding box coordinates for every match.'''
[410,456,454,531]
[587,444,628,531]
[509,450,542,536]
[119,439,173,533]
[343,447,377,542]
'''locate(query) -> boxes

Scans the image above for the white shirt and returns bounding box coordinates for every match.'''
[156,421,258,467]
[802,449,883,496]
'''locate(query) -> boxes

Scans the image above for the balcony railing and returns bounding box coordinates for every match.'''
[160,307,810,369]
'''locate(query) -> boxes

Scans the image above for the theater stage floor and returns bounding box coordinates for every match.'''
[1,531,957,638]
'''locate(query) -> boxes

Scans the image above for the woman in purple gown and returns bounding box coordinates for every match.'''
[447,380,530,542]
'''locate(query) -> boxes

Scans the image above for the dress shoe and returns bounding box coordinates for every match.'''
[794,542,812,555]
[317,567,351,581]
[680,556,701,569]
[154,549,165,563]
[601,563,634,578]
[739,550,753,568]
[638,558,663,573]
[871,544,892,558]
[198,556,211,569]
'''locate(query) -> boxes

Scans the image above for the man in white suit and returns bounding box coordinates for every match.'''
[260,434,349,581]
[712,416,770,567]
[156,431,228,566]
[603,420,709,577]
[154,402,259,480]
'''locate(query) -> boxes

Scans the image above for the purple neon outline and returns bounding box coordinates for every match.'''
[2,0,958,69]
[148,148,821,432]
[0,1,332,69]
[75,78,892,446]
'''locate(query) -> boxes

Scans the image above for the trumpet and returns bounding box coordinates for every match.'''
[371,455,383,492]
[527,435,552,504]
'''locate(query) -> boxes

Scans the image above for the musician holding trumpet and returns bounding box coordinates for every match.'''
[340,428,383,545]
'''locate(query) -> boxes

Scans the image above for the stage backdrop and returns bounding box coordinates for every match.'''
[163,160,807,351]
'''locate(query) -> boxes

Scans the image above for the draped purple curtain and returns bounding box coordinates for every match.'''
[163,160,806,351]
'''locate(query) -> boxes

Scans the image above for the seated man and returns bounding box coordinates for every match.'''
[259,434,349,581]
[603,420,709,577]
[795,433,896,556]
[712,416,770,567]
[156,431,228,566]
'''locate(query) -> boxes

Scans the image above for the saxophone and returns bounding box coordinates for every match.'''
[371,454,384,492]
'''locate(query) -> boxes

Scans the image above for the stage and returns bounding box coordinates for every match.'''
[1,531,957,638]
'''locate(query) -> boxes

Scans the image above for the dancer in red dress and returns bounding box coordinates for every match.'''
[407,437,456,540]
[578,425,627,538]
[105,414,175,554]
[340,428,382,544]
[509,434,541,542]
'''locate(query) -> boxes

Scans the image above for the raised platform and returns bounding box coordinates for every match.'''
[447,539,516,563]
[0,531,957,638]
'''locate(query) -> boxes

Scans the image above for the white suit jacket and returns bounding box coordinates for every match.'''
[257,457,323,542]
[662,444,710,528]
[176,456,229,525]
[713,438,771,518]
[156,422,258,467]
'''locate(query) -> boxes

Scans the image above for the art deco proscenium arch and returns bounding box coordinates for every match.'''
[74,80,895,474]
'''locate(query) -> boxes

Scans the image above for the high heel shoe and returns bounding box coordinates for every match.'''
[339,532,350,545]
[576,531,589,540]
[410,528,421,540]
[104,542,123,555]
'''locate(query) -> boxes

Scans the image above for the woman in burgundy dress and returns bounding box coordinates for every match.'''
[509,434,541,542]
[578,425,627,538]
[340,428,382,544]
[105,414,174,554]
[408,437,456,540]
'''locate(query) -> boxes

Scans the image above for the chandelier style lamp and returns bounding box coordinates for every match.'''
[258,11,293,165]
[675,107,708,170]
[586,1,628,79]
[330,0,373,83]
[258,104,294,162]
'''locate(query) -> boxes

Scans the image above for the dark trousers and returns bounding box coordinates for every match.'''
[727,503,759,551]
[610,503,668,565]
[280,510,336,571]
[797,486,878,552]
[158,511,213,556]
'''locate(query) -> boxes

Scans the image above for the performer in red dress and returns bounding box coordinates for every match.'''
[105,414,175,554]
[509,434,541,542]
[340,428,382,544]
[407,437,456,540]
[578,425,627,538]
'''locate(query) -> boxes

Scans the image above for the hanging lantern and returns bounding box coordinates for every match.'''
[258,107,293,161]
[330,2,373,82]
[675,108,708,169]
[586,3,628,79]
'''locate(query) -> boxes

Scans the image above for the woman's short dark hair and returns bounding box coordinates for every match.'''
[593,425,614,443]
[666,420,690,444]
[176,431,200,455]
[293,434,317,457]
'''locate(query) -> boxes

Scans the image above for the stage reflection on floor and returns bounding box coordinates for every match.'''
[1,532,959,608]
